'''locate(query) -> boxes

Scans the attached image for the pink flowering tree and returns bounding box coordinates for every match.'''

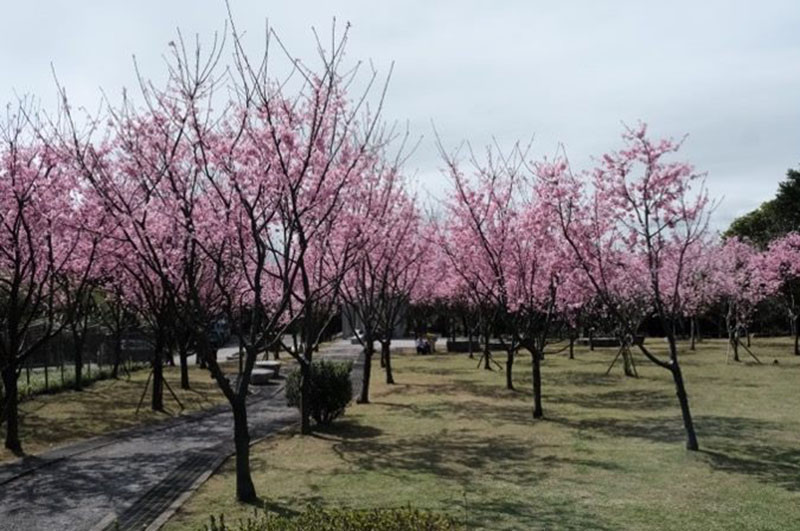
[0,104,85,454]
[439,144,521,382]
[763,232,800,355]
[507,189,571,417]
[713,238,780,361]
[340,166,433,399]
[168,23,393,501]
[537,158,652,377]
[542,124,714,451]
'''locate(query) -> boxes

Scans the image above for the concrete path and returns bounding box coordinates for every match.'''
[0,340,363,531]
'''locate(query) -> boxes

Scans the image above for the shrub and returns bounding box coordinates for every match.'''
[285,359,353,425]
[204,507,459,531]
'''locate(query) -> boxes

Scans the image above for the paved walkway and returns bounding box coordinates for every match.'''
[0,340,363,531]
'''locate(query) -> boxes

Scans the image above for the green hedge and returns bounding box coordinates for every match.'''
[285,359,353,425]
[204,507,459,531]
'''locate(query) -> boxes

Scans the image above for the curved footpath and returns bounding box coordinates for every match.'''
[0,340,363,531]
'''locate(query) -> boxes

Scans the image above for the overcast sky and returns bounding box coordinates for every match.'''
[2,1,798,229]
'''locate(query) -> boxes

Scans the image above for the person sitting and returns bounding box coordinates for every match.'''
[416,336,430,355]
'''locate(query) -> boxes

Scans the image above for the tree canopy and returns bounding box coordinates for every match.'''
[725,168,800,246]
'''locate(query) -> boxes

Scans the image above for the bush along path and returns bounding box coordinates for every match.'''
[0,340,363,531]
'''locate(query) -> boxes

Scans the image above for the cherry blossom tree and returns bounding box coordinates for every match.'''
[714,238,780,362]
[763,232,800,355]
[0,103,83,453]
[340,164,433,399]
[438,144,520,382]
[541,124,714,451]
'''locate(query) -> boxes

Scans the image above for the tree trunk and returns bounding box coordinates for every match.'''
[482,333,491,370]
[179,349,190,390]
[568,335,575,360]
[689,317,696,351]
[358,341,374,404]
[232,399,256,502]
[505,348,515,390]
[300,360,312,434]
[111,332,122,379]
[531,349,543,419]
[467,331,474,359]
[73,347,83,391]
[382,341,394,384]
[670,359,699,451]
[152,347,164,412]
[794,315,799,356]
[2,365,22,454]
[588,328,595,351]
[622,347,636,377]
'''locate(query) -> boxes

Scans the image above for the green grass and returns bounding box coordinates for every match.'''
[167,337,800,530]
[1,363,230,462]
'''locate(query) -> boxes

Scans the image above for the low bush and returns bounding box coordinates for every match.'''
[204,507,459,531]
[285,359,353,425]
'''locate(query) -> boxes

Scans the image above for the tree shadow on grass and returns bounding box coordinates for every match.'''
[551,414,784,446]
[700,444,800,492]
[543,370,622,388]
[465,496,616,531]
[552,388,676,411]
[243,497,303,518]
[326,425,622,492]
[312,420,383,441]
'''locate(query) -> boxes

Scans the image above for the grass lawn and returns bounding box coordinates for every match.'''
[0,363,229,462]
[164,337,800,531]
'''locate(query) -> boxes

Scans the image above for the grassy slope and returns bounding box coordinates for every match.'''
[166,338,800,531]
[0,363,229,462]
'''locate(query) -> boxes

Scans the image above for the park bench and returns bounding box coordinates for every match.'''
[255,360,282,378]
[250,368,273,385]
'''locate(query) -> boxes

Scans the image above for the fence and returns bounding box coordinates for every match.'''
[16,328,154,397]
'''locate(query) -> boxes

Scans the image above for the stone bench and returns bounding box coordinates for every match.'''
[255,360,282,377]
[250,368,273,385]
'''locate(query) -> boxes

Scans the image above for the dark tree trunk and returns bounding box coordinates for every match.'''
[794,315,799,356]
[300,360,312,434]
[179,349,190,390]
[588,328,595,351]
[568,335,575,360]
[505,348,515,390]
[152,346,164,412]
[358,340,374,404]
[2,365,22,454]
[482,333,491,371]
[382,341,394,384]
[467,331,474,359]
[71,324,89,391]
[670,359,699,451]
[111,332,123,379]
[73,348,83,391]
[531,349,543,419]
[689,317,696,351]
[232,399,256,502]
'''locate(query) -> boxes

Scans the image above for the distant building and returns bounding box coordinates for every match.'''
[340,302,407,340]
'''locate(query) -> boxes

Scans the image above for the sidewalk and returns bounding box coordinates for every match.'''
[0,339,363,531]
